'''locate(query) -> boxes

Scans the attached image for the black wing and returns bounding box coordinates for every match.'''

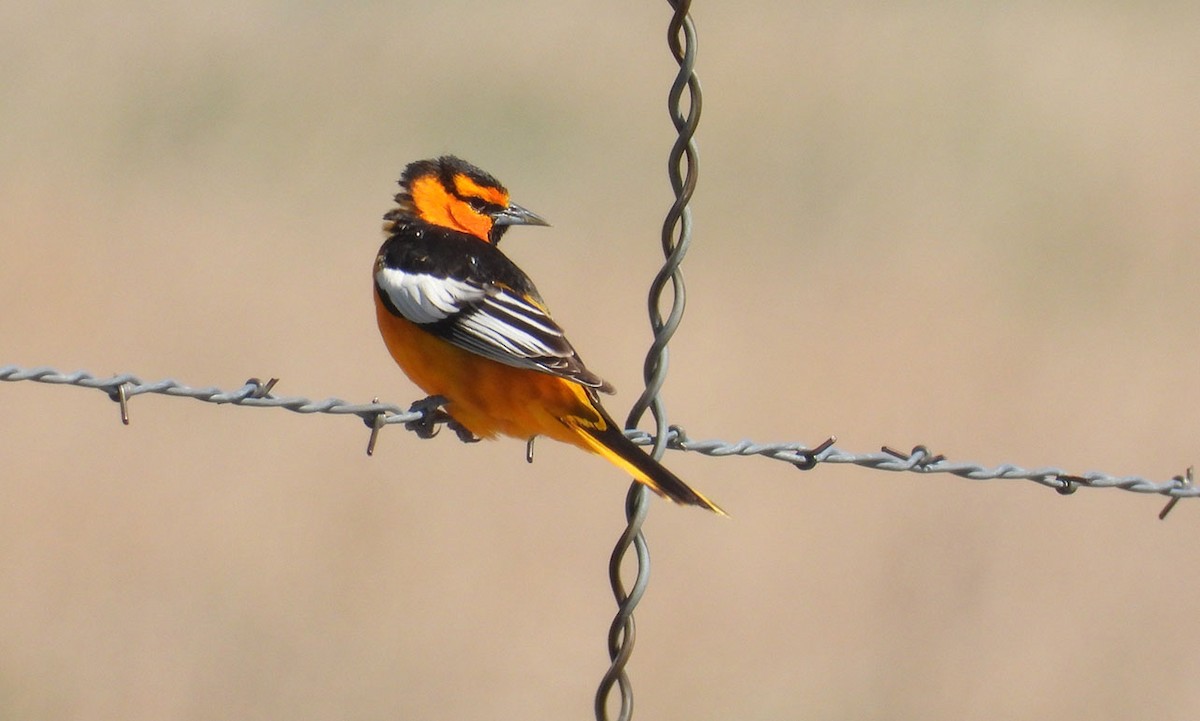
[374,261,613,393]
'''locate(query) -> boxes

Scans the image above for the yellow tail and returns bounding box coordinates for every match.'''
[569,408,726,515]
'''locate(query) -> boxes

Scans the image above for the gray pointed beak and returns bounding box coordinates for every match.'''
[493,201,550,228]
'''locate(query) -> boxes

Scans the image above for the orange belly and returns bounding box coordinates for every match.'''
[374,292,601,447]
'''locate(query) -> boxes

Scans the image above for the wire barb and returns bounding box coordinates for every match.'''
[881,445,947,469]
[365,397,386,457]
[109,382,131,425]
[245,377,279,399]
[1054,474,1084,495]
[1158,466,1193,520]
[793,436,837,471]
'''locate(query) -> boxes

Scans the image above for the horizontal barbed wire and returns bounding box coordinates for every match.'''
[2,364,1195,511]
[0,364,420,423]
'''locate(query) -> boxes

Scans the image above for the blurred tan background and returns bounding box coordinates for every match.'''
[3,2,1199,719]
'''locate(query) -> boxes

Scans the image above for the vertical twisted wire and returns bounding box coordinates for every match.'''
[595,2,701,719]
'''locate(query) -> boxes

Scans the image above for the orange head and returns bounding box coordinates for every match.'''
[384,156,549,244]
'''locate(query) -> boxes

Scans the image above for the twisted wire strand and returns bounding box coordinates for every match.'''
[651,428,1198,498]
[0,365,419,424]
[597,3,702,720]
[3,363,1195,503]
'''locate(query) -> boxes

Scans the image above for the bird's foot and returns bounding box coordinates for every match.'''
[404,395,453,439]
[404,395,480,443]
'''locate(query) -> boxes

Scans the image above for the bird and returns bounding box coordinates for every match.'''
[372,155,724,514]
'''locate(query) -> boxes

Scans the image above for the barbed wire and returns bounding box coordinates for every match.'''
[3,364,1195,510]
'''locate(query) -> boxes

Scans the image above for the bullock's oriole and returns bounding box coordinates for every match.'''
[373,156,724,514]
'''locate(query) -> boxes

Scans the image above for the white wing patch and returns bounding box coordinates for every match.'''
[375,267,486,324]
[454,290,567,359]
[485,291,563,336]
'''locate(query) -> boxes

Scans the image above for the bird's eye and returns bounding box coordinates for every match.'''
[464,197,491,213]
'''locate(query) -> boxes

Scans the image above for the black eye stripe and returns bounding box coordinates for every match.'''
[464,196,495,213]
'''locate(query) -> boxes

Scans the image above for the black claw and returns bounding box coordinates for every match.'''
[401,395,478,443]
[404,395,452,439]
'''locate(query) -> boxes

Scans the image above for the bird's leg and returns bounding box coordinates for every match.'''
[447,419,481,444]
[404,395,453,439]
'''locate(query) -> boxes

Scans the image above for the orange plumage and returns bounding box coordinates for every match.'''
[374,156,723,514]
